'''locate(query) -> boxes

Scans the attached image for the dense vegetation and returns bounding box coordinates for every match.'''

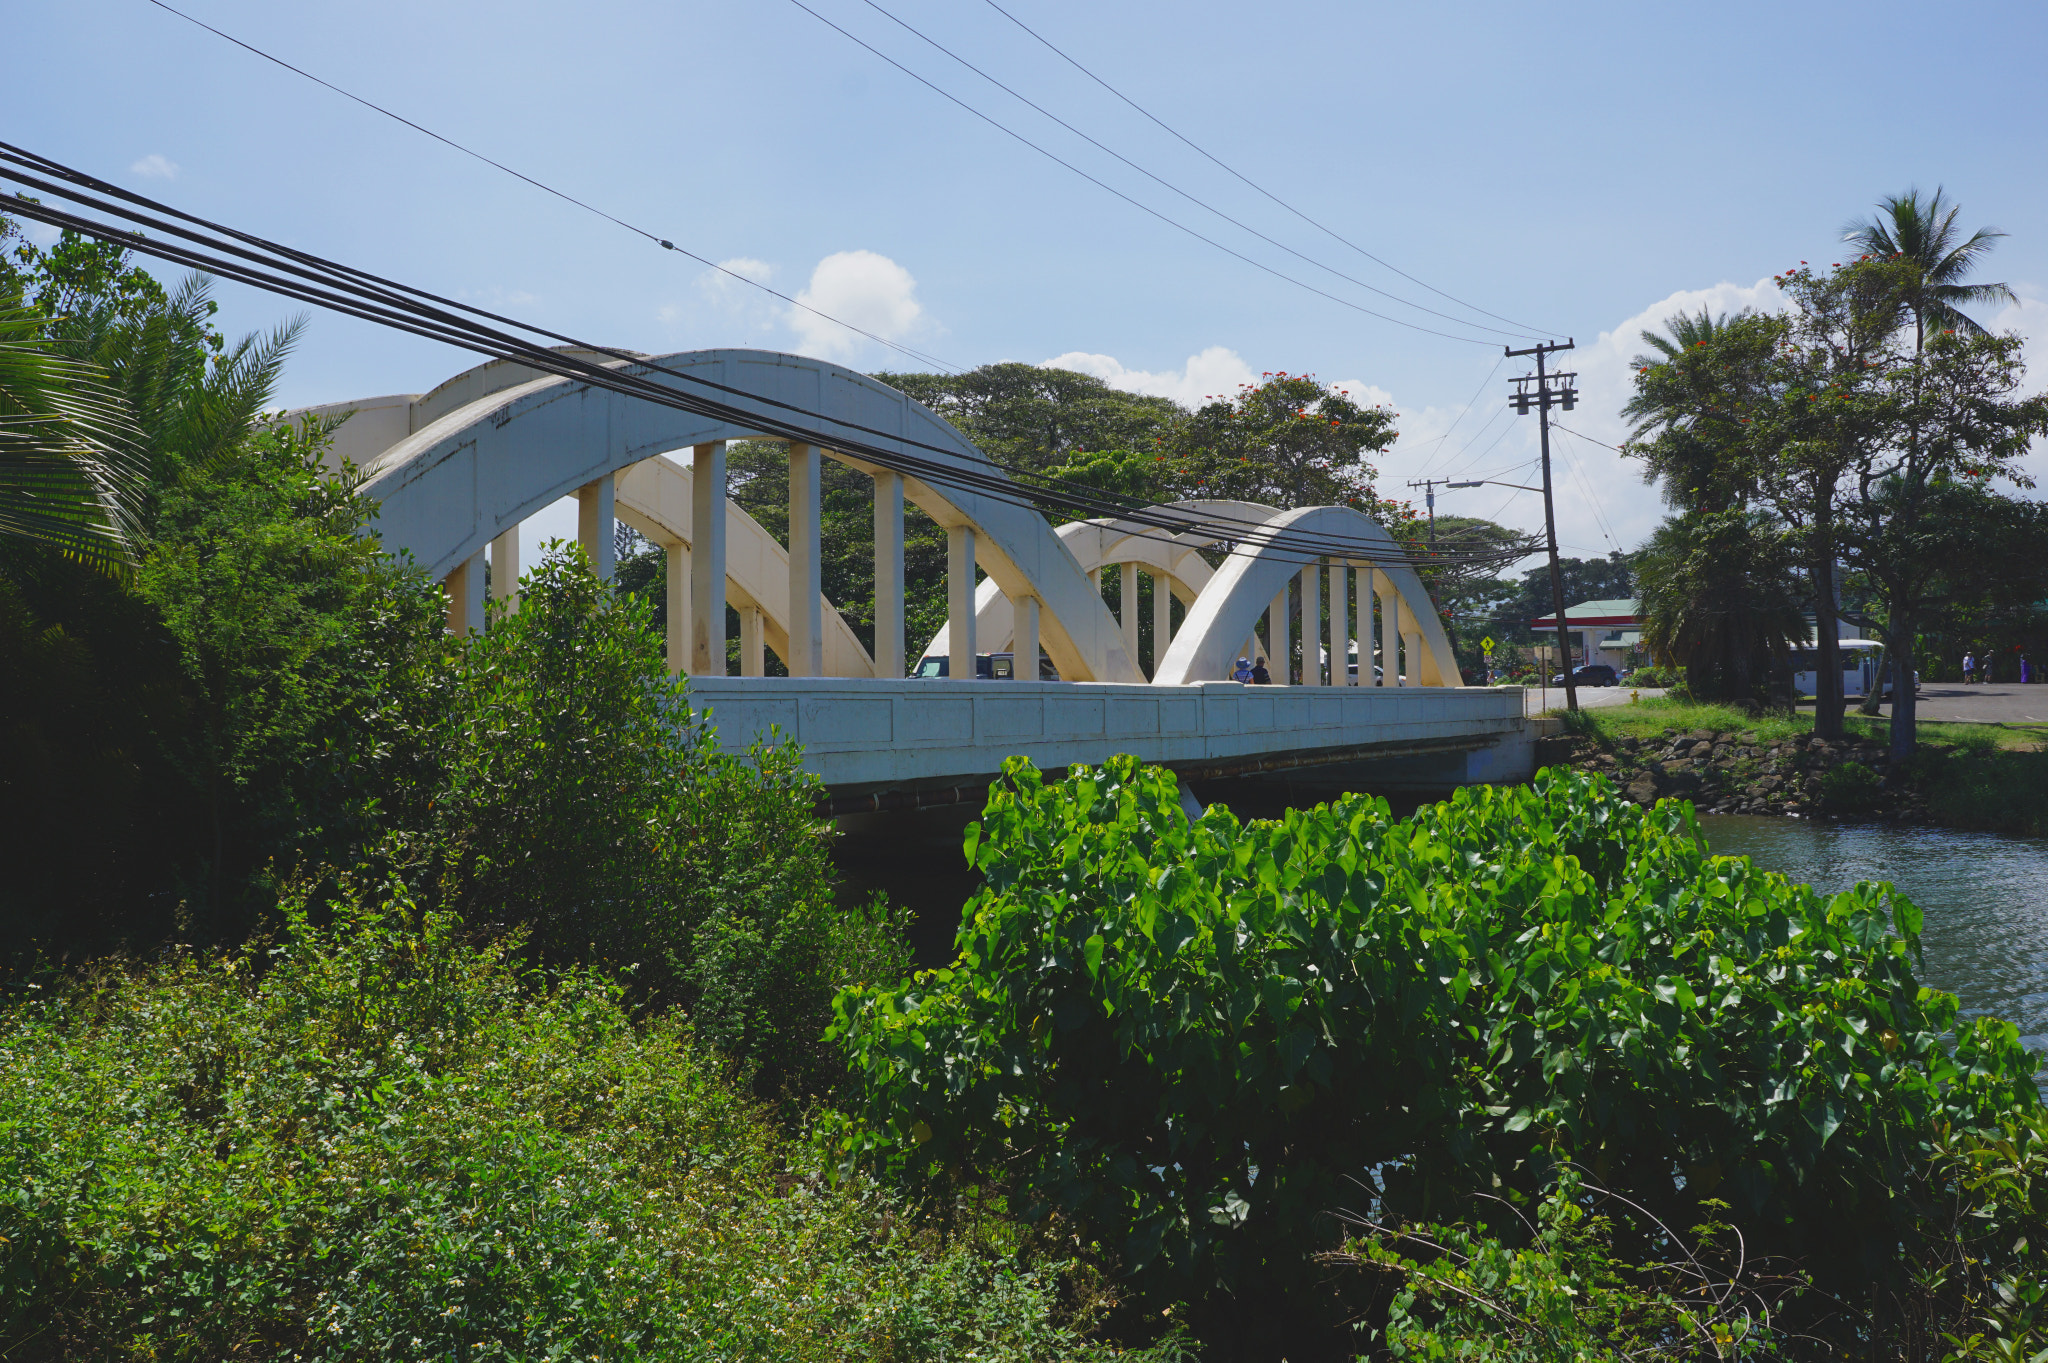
[834,760,2048,1358]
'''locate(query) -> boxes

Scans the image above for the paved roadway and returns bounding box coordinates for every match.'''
[1524,682,2048,726]
[1523,685,1663,716]
[1869,684,2048,726]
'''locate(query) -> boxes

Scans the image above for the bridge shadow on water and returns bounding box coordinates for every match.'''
[830,774,1455,970]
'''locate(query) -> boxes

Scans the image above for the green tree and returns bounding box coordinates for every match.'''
[1152,370,1397,509]
[1635,509,1805,702]
[875,361,1182,474]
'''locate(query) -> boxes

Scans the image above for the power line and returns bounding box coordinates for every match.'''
[0,144,1522,572]
[975,0,1554,337]
[1409,355,1506,479]
[137,0,963,374]
[850,0,1536,341]
[782,0,1505,347]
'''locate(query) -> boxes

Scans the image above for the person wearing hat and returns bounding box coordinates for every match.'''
[1232,657,1255,683]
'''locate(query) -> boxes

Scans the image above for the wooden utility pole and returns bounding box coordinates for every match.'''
[1506,340,1580,713]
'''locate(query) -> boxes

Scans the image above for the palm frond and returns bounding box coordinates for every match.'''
[0,301,147,574]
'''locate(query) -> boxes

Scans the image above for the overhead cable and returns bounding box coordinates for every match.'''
[0,145,1520,571]
[137,0,963,374]
[781,0,1505,347]
[851,0,1536,341]
[976,0,1555,336]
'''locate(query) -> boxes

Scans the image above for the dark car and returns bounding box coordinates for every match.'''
[1550,663,1619,687]
[912,652,1060,680]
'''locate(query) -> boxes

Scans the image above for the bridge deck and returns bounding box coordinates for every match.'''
[687,677,1534,798]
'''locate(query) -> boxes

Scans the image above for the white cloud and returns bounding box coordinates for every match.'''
[789,250,927,361]
[1986,286,2048,492]
[1037,345,1257,408]
[129,153,178,180]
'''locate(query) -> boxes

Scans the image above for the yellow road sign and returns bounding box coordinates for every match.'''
[1480,636,1496,654]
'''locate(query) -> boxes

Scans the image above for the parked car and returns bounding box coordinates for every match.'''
[912,652,1059,680]
[1549,663,1619,687]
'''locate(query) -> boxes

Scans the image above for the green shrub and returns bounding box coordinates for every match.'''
[1818,759,1885,812]
[0,889,1142,1362]
[830,759,2038,1355]
[393,549,863,1097]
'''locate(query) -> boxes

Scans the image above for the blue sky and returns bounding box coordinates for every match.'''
[12,0,2048,564]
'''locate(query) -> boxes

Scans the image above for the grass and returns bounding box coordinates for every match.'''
[1546,695,2048,838]
[1547,694,2048,753]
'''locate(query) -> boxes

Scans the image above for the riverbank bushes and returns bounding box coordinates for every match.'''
[0,892,1149,1362]
[831,759,2041,1358]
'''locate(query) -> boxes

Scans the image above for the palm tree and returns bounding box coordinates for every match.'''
[0,301,146,574]
[1844,187,2016,349]
[1636,509,1805,705]
[1622,307,1768,515]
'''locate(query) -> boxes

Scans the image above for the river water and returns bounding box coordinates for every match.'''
[1701,815,2048,1052]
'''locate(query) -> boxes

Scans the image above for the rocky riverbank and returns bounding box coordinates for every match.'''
[1541,725,1929,821]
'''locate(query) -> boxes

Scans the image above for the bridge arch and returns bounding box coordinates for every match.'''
[317,348,1141,682]
[1153,504,1462,688]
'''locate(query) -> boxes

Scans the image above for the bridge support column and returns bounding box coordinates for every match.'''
[947,525,976,681]
[1014,593,1040,680]
[1270,588,1290,685]
[1120,563,1141,672]
[444,549,485,634]
[1150,571,1172,679]
[739,604,765,677]
[1299,561,1322,686]
[489,527,519,618]
[1357,565,1378,687]
[872,470,904,678]
[576,473,615,581]
[690,441,726,675]
[1409,627,1427,685]
[664,538,688,675]
[1329,561,1350,685]
[787,442,823,677]
[1389,590,1407,687]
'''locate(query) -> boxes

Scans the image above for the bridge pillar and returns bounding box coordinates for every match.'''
[489,527,519,618]
[872,470,904,678]
[1389,589,1408,686]
[1014,593,1040,680]
[576,473,616,581]
[787,442,823,677]
[1150,570,1172,679]
[1120,563,1141,672]
[739,604,765,677]
[1299,562,1322,686]
[689,441,727,676]
[1270,588,1290,685]
[664,538,688,675]
[444,549,485,634]
[947,525,976,681]
[1357,565,1378,687]
[1329,561,1350,686]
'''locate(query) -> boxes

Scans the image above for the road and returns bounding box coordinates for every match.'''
[1863,684,2048,726]
[1522,682,2048,726]
[1523,685,1663,716]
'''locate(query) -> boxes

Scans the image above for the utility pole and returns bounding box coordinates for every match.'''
[1405,477,1479,551]
[1505,339,1580,713]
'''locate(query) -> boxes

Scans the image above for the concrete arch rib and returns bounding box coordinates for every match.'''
[349,348,1138,683]
[921,515,1217,662]
[613,455,874,677]
[1153,505,1462,688]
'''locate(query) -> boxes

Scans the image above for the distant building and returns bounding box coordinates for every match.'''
[1528,598,1641,672]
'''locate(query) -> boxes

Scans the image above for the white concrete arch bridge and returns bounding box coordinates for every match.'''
[299,347,1531,808]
